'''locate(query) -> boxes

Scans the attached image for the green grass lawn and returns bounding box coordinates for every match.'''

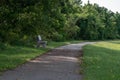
[0,40,82,74]
[82,40,120,80]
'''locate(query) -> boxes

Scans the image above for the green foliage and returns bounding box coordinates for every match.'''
[51,32,64,41]
[1,0,120,45]
[0,42,6,50]
[82,41,120,80]
[76,3,119,40]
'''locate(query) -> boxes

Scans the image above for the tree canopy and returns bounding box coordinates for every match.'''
[0,0,120,45]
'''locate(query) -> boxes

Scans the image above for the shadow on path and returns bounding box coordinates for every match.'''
[0,42,94,80]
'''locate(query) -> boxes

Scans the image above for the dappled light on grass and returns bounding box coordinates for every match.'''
[0,45,50,72]
[93,41,120,51]
[82,41,120,80]
[94,42,120,50]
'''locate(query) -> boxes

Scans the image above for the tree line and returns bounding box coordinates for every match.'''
[0,0,120,45]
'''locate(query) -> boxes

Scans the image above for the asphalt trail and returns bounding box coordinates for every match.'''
[0,42,94,80]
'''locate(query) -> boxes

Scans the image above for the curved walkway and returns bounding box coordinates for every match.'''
[0,42,94,80]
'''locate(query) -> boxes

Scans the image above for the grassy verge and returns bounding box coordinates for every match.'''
[82,40,120,80]
[0,40,82,74]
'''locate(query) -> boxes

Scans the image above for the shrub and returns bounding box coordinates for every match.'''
[0,42,6,50]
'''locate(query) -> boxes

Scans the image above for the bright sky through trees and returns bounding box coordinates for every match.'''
[82,0,120,13]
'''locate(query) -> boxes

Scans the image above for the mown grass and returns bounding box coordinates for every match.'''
[0,40,82,74]
[82,41,120,80]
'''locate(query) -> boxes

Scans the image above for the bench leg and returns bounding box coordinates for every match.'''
[36,41,47,48]
[36,42,41,48]
[42,44,46,48]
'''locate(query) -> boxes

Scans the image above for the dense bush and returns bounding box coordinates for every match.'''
[0,42,6,50]
[0,0,120,45]
[76,3,119,40]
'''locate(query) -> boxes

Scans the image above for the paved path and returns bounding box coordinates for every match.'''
[0,42,94,80]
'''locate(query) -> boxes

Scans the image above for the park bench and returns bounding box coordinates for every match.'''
[36,35,47,48]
